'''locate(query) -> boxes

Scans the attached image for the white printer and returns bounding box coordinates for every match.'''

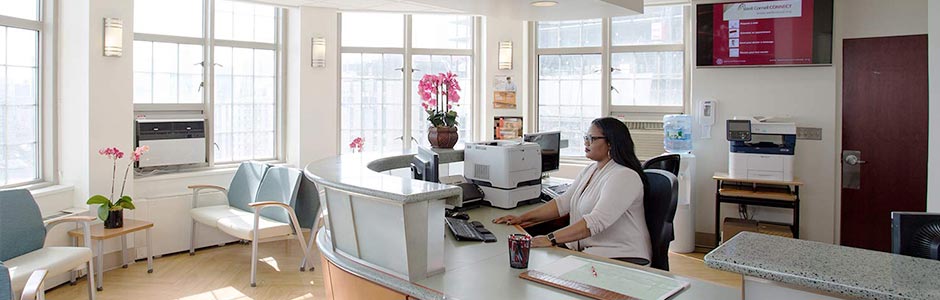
[726,118,797,181]
[463,141,542,209]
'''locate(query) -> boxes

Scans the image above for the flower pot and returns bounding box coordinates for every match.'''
[104,209,124,229]
[428,126,458,148]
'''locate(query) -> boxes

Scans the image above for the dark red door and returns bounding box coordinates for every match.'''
[841,35,928,252]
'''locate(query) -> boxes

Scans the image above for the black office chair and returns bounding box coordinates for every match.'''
[643,169,679,271]
[642,154,681,177]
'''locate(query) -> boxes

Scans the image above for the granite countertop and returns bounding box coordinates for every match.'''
[705,232,940,300]
[303,147,464,203]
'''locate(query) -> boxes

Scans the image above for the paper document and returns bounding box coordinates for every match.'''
[533,256,689,300]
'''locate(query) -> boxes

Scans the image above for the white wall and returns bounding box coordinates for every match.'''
[286,7,340,168]
[482,17,528,140]
[689,0,927,244]
[929,0,940,213]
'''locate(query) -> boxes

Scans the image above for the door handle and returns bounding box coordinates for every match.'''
[843,155,867,166]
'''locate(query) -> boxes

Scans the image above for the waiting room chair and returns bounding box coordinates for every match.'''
[0,189,96,300]
[642,154,681,177]
[189,163,319,287]
[1,265,47,300]
[643,169,679,271]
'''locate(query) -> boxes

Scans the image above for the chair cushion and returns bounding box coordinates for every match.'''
[0,190,47,262]
[190,205,253,228]
[4,247,92,292]
[216,215,293,241]
[1,262,12,300]
[228,162,269,213]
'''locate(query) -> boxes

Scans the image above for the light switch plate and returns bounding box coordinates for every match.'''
[796,127,822,140]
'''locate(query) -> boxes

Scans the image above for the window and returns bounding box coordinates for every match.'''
[134,0,281,164]
[340,13,476,153]
[0,0,42,187]
[536,5,687,158]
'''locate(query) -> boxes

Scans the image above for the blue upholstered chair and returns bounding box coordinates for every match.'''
[0,189,96,300]
[1,264,47,300]
[643,169,680,271]
[189,163,320,287]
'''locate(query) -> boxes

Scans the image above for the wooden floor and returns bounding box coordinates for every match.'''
[45,241,740,300]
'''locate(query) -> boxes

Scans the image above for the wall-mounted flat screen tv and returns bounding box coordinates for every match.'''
[696,0,833,67]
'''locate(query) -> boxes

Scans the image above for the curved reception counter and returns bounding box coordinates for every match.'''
[304,150,738,300]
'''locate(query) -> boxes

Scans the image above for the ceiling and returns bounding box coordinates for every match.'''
[252,0,647,20]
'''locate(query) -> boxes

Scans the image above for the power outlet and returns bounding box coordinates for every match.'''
[796,127,822,140]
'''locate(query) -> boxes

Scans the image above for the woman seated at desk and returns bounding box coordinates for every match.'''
[493,117,652,264]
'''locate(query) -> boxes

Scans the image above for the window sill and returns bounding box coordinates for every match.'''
[134,159,287,183]
[30,183,74,198]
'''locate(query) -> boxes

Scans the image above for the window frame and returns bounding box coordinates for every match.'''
[529,4,690,161]
[132,0,286,167]
[337,13,481,154]
[0,0,55,189]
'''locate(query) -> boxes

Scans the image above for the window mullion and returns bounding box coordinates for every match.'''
[601,17,611,118]
[205,0,216,165]
[402,14,412,151]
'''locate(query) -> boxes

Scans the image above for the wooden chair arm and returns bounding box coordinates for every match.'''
[44,216,96,232]
[19,269,47,300]
[187,185,228,193]
[249,201,291,210]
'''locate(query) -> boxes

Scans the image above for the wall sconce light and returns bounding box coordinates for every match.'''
[498,41,513,70]
[103,18,123,57]
[311,37,326,68]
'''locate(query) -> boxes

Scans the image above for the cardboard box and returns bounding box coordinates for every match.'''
[721,218,758,243]
[758,222,794,238]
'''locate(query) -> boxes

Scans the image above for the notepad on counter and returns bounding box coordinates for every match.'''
[520,255,689,300]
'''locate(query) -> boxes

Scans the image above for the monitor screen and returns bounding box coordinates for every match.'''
[411,146,439,183]
[696,0,833,67]
[524,131,561,173]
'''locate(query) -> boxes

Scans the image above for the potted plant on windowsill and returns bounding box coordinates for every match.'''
[418,71,461,148]
[86,146,149,228]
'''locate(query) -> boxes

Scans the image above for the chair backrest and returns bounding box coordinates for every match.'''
[293,174,321,229]
[0,190,46,262]
[643,169,679,271]
[228,161,270,213]
[254,167,303,224]
[0,262,11,300]
[642,154,681,176]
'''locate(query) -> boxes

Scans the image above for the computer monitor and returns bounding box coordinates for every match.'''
[411,146,439,183]
[891,212,940,261]
[524,131,560,173]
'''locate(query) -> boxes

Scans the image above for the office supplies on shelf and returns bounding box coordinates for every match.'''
[713,172,802,247]
[446,217,496,242]
[520,255,689,300]
[726,118,797,181]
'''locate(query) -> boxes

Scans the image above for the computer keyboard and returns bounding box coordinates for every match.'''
[540,183,571,199]
[445,217,496,242]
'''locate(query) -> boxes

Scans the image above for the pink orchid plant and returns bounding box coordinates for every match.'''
[86,146,150,221]
[349,137,364,153]
[418,71,461,128]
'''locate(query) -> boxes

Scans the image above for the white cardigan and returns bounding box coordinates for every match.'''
[555,161,651,260]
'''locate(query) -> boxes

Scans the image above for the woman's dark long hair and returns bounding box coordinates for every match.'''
[591,117,649,194]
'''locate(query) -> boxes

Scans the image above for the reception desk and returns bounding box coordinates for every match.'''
[305,150,738,300]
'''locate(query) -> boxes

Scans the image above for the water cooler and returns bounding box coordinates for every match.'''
[670,152,695,253]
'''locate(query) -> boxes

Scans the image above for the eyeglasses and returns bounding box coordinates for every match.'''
[583,134,606,144]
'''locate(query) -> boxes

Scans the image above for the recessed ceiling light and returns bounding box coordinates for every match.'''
[530,1,558,7]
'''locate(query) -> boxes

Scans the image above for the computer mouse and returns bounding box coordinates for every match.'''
[446,210,470,220]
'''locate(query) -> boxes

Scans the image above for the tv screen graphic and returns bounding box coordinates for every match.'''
[696,0,833,67]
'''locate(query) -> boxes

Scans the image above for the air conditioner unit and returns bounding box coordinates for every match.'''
[136,118,207,168]
[623,120,665,161]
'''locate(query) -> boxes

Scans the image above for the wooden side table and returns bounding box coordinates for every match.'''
[713,172,803,247]
[68,218,154,291]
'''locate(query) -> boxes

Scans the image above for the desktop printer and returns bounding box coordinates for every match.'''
[463,141,542,209]
[726,118,797,181]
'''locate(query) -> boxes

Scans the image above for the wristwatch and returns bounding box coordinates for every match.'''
[547,232,558,246]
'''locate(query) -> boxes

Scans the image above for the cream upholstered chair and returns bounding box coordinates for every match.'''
[0,189,96,300]
[189,163,316,287]
[1,266,47,300]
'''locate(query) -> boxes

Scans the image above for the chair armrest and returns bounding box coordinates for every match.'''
[19,269,47,300]
[187,184,228,193]
[44,216,96,232]
[248,201,291,210]
[189,185,228,208]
